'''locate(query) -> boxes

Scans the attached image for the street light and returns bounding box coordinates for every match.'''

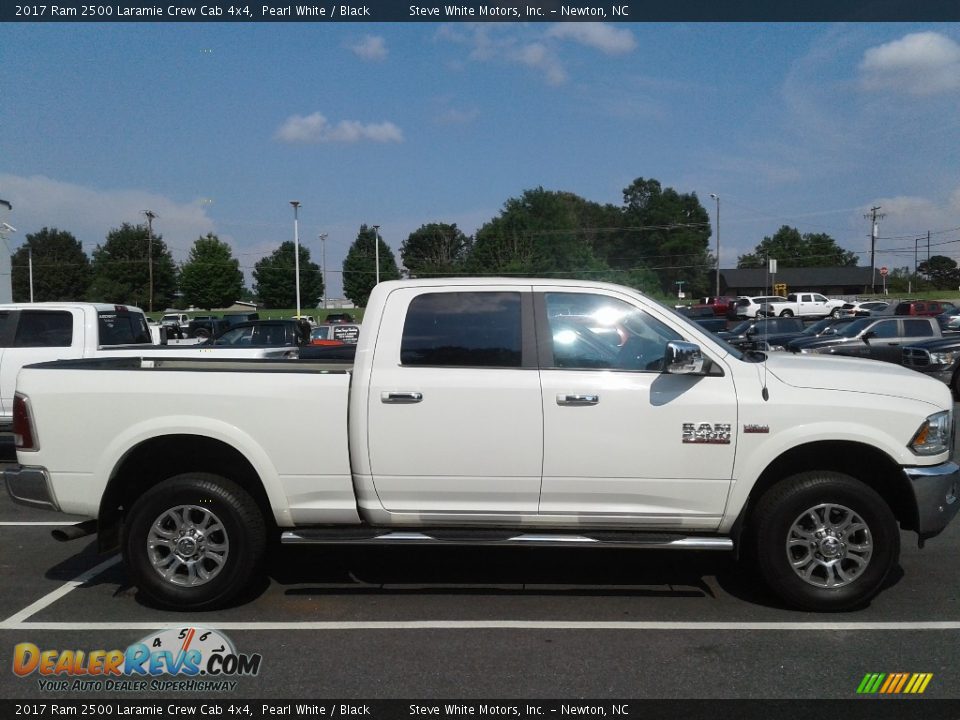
[319,233,328,309]
[709,193,720,298]
[290,201,301,318]
[372,225,381,287]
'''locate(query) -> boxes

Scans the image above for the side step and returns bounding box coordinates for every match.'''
[281,528,732,551]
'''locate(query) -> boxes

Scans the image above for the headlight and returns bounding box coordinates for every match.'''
[768,344,785,351]
[929,351,958,366]
[909,410,953,456]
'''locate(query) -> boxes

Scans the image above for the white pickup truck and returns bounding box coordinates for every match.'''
[759,292,846,319]
[4,279,958,612]
[0,302,295,430]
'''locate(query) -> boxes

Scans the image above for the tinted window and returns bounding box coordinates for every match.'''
[401,292,522,367]
[903,319,935,337]
[98,312,151,345]
[14,310,73,348]
[545,293,682,372]
[0,311,16,348]
[870,320,898,339]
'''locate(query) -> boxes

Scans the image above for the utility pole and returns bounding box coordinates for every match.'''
[927,230,931,262]
[319,233,328,309]
[28,247,33,302]
[709,194,720,298]
[143,210,157,312]
[864,206,885,294]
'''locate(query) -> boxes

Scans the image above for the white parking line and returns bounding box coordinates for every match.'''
[3,619,960,631]
[0,555,121,627]
[0,521,78,526]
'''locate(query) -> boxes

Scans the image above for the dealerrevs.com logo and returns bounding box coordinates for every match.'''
[857,672,934,695]
[13,627,261,692]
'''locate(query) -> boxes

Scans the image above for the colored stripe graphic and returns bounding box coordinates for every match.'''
[857,673,933,694]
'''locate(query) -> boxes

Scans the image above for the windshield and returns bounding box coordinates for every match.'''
[802,318,833,336]
[838,318,874,338]
[729,321,753,335]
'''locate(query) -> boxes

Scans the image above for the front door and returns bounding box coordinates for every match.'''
[536,290,738,529]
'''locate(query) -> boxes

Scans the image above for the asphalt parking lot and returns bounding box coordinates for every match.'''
[2,417,959,704]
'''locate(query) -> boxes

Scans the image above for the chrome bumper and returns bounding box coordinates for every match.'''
[3,464,60,512]
[904,461,960,539]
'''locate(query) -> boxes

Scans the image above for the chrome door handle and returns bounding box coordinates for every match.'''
[557,394,599,406]
[381,391,423,404]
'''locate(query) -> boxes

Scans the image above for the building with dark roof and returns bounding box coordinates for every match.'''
[718,266,875,296]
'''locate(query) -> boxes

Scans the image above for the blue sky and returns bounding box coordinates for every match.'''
[2,22,959,300]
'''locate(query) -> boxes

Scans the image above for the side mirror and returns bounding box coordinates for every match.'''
[862,330,876,343]
[664,341,705,375]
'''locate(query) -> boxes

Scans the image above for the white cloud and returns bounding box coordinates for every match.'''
[351,35,388,61]
[0,174,215,261]
[436,107,480,125]
[437,23,635,86]
[859,32,960,96]
[546,23,637,55]
[275,112,404,144]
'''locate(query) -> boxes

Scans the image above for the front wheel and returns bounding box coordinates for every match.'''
[750,472,899,611]
[779,309,794,317]
[830,308,842,318]
[123,473,267,610]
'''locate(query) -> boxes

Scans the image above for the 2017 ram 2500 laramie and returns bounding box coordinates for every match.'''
[4,279,959,612]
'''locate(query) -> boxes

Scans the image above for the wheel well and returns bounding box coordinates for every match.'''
[741,441,916,531]
[96,434,274,552]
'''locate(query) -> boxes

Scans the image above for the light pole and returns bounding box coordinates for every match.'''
[290,201,301,318]
[372,225,381,287]
[319,233,328,309]
[709,193,720,298]
[144,210,156,312]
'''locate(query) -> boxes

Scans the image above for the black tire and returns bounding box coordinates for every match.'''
[779,309,794,317]
[123,473,266,610]
[951,370,960,401]
[830,308,842,319]
[750,471,899,611]
[193,328,211,340]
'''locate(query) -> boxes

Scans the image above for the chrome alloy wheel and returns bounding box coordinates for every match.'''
[786,503,873,588]
[146,505,229,587]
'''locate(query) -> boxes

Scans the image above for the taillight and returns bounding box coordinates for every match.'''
[13,393,37,451]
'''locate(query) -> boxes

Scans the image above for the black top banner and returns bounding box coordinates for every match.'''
[3,0,960,22]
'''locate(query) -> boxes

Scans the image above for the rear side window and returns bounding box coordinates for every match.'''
[401,292,522,367]
[14,310,73,347]
[904,319,935,337]
[98,312,151,345]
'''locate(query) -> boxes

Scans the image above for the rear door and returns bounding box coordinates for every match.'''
[366,286,543,514]
[536,288,737,529]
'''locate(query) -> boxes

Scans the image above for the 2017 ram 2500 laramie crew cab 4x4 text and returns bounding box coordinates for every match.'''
[4,279,959,612]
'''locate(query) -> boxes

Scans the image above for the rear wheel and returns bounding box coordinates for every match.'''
[123,473,266,610]
[193,327,211,340]
[750,471,898,611]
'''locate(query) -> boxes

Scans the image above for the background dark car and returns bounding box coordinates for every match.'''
[903,335,960,396]
[758,316,859,351]
[208,319,309,347]
[717,317,805,350]
[934,308,960,333]
[325,312,355,324]
[788,316,940,364]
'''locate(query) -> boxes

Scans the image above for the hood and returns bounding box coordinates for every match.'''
[788,335,851,351]
[762,352,951,409]
[903,336,960,351]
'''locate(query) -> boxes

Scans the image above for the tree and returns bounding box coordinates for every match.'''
[918,255,960,290]
[88,223,178,310]
[252,241,323,309]
[178,233,245,309]
[738,226,858,269]
[467,188,609,278]
[342,225,401,306]
[11,227,91,302]
[615,178,713,297]
[400,223,471,277]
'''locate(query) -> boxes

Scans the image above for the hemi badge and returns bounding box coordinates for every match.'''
[743,424,770,434]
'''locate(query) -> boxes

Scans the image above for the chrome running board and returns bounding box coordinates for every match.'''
[280,528,732,551]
